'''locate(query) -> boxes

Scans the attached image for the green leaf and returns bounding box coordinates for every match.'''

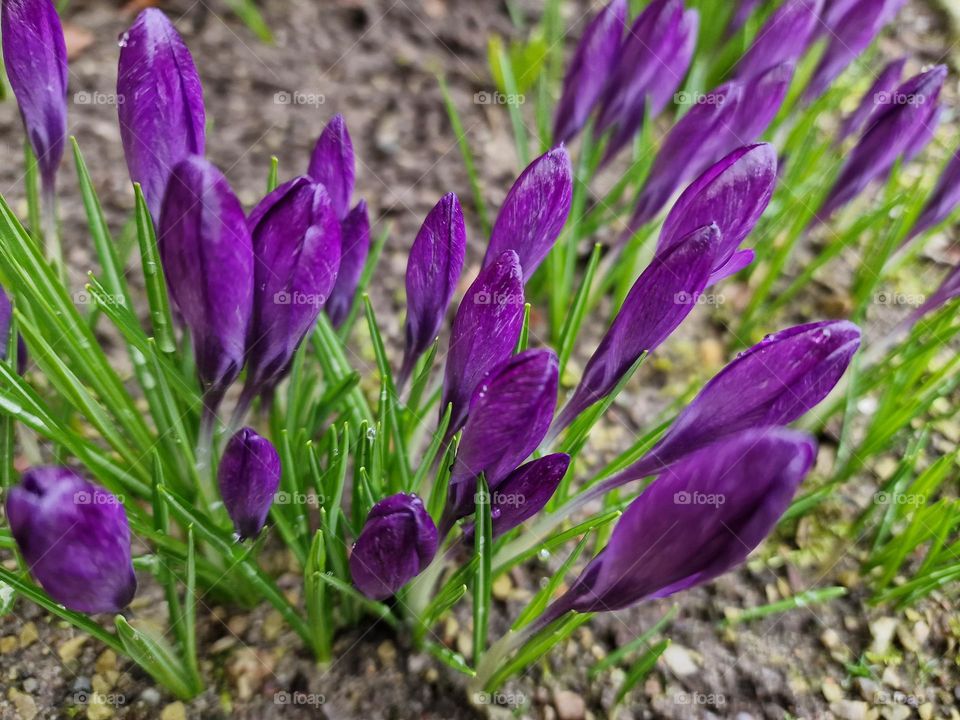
[425,640,476,676]
[590,605,678,678]
[473,475,493,661]
[614,639,670,706]
[133,184,177,354]
[115,616,200,699]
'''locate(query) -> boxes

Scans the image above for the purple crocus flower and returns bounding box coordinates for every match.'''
[733,0,823,80]
[6,467,137,614]
[158,156,252,407]
[805,0,889,101]
[1,0,68,192]
[533,428,815,625]
[659,143,778,284]
[552,225,719,433]
[728,0,764,35]
[307,114,355,221]
[595,320,859,488]
[907,147,960,241]
[626,62,792,236]
[903,264,960,330]
[462,453,571,541]
[325,200,370,328]
[836,56,906,143]
[440,250,524,434]
[350,493,438,600]
[482,148,573,283]
[217,427,281,540]
[818,66,946,221]
[553,0,627,144]
[245,177,342,395]
[400,192,467,388]
[594,0,698,161]
[444,348,559,530]
[117,9,205,219]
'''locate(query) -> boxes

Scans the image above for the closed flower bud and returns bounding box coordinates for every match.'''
[158,156,253,406]
[733,0,823,80]
[1,0,68,191]
[325,200,370,328]
[400,192,467,387]
[307,114,355,221]
[217,428,281,540]
[6,467,137,614]
[117,9,205,219]
[245,177,342,394]
[836,57,905,143]
[350,493,438,600]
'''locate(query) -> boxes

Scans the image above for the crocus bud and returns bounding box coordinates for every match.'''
[805,0,888,101]
[445,349,559,529]
[6,467,137,614]
[818,66,946,220]
[627,62,792,234]
[217,427,281,540]
[158,156,253,405]
[553,0,627,144]
[594,0,698,161]
[400,193,467,387]
[117,9,205,219]
[907,147,960,241]
[350,493,438,600]
[307,114,355,221]
[604,320,859,486]
[901,263,960,331]
[325,200,370,328]
[246,177,341,394]
[441,250,524,434]
[733,0,823,80]
[553,225,719,433]
[489,453,569,537]
[659,144,777,283]
[836,57,905,143]
[482,148,573,282]
[1,0,67,191]
[535,429,815,624]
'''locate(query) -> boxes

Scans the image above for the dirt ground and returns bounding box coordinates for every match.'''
[1,0,959,718]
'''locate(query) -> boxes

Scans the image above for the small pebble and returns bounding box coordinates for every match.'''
[554,689,585,720]
[18,622,38,649]
[160,701,187,720]
[58,636,88,663]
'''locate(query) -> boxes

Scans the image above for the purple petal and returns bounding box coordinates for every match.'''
[7,467,136,614]
[837,56,906,142]
[1,0,67,188]
[489,453,570,537]
[307,114,355,221]
[728,0,764,35]
[909,146,960,241]
[401,192,467,384]
[325,200,370,328]
[441,250,525,433]
[350,493,438,600]
[708,248,755,284]
[445,349,559,525]
[553,0,627,144]
[218,427,281,540]
[117,9,205,219]
[805,0,887,101]
[610,320,859,483]
[483,148,573,282]
[819,66,946,219]
[158,156,252,400]
[246,177,342,392]
[660,143,777,277]
[734,0,823,80]
[546,428,815,616]
[555,225,719,431]
[907,264,960,327]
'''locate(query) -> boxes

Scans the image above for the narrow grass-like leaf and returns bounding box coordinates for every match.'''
[115,616,199,699]
[614,639,670,706]
[133,184,177,354]
[473,475,493,660]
